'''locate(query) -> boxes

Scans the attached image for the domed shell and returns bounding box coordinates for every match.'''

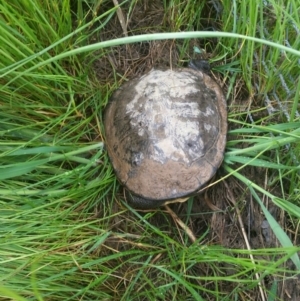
[104,67,227,204]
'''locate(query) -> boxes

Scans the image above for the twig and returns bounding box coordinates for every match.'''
[112,0,128,37]
[164,204,197,243]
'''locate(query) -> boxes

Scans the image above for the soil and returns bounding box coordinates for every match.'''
[91,1,300,300]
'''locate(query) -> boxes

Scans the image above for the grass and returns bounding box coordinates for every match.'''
[0,0,300,300]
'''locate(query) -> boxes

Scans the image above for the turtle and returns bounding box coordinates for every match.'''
[104,60,227,209]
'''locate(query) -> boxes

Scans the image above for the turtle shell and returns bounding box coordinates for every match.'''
[104,67,227,206]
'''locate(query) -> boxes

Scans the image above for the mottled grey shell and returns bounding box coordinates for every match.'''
[104,68,227,204]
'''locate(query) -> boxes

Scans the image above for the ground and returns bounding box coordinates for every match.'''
[91,1,299,300]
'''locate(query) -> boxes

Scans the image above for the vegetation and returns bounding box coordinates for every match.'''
[0,0,299,300]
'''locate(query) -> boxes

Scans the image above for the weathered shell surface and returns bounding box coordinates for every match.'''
[104,68,227,202]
